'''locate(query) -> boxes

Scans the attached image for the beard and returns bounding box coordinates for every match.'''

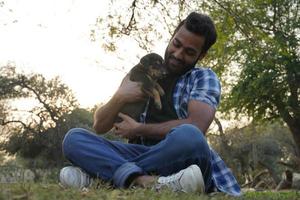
[164,51,198,76]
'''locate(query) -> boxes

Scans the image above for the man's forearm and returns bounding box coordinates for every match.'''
[134,118,194,139]
[132,100,214,139]
[93,93,125,134]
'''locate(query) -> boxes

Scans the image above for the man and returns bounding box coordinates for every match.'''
[60,12,241,196]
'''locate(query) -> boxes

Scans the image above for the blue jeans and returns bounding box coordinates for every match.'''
[62,124,213,192]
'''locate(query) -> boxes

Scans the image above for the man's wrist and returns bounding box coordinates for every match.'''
[133,123,145,136]
[113,90,127,105]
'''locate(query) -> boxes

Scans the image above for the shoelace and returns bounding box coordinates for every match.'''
[157,171,184,191]
[71,167,90,188]
[79,169,92,188]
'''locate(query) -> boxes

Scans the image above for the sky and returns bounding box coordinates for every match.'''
[0,0,167,108]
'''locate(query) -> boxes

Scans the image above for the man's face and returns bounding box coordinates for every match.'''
[164,25,206,75]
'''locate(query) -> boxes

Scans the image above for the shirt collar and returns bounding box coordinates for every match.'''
[178,66,199,79]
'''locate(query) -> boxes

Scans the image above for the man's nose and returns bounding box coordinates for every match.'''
[173,48,184,60]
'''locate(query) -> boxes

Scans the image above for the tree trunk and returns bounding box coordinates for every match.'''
[288,124,300,157]
[214,117,231,155]
[275,98,300,158]
[259,161,281,185]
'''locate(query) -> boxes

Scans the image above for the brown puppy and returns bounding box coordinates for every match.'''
[116,53,167,123]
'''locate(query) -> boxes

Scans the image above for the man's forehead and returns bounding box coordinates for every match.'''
[173,26,205,52]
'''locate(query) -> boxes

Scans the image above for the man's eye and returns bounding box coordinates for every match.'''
[185,49,198,56]
[173,40,180,47]
[186,51,196,56]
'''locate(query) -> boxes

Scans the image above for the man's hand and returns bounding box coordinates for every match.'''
[93,75,146,134]
[115,75,145,104]
[113,113,141,139]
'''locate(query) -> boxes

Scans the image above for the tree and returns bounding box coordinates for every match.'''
[214,0,300,156]
[0,65,84,167]
[91,0,182,52]
[0,65,78,130]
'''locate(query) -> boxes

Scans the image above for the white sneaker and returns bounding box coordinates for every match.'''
[156,165,205,193]
[59,166,92,189]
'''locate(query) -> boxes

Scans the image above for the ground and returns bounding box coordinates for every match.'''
[0,183,299,200]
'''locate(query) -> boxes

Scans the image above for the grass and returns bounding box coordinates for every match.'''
[1,182,300,200]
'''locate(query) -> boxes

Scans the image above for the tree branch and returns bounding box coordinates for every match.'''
[121,0,138,35]
[17,76,57,123]
[1,120,38,134]
[214,117,231,153]
[211,0,261,44]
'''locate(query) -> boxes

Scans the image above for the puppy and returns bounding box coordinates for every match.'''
[116,53,167,123]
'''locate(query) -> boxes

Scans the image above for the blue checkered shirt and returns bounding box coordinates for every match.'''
[141,66,241,196]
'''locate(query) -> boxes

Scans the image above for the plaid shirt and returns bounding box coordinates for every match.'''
[141,66,241,196]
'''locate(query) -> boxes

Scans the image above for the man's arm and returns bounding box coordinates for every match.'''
[114,99,215,138]
[93,93,126,134]
[93,76,144,134]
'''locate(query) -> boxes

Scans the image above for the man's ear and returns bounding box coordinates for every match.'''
[198,52,207,61]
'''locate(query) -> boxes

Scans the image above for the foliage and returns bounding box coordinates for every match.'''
[0,66,94,168]
[209,122,296,186]
[0,151,7,164]
[1,108,94,168]
[211,0,300,154]
[91,0,189,52]
[0,65,78,129]
[219,0,300,116]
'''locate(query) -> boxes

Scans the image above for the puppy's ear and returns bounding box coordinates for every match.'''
[140,54,150,66]
[137,62,148,70]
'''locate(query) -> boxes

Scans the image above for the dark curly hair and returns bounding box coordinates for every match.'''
[172,12,217,54]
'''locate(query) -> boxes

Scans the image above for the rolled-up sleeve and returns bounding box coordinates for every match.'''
[189,69,221,109]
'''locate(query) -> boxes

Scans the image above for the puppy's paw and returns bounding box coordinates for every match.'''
[154,101,162,110]
[159,89,165,96]
[156,84,165,96]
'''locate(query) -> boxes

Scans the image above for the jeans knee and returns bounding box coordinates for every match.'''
[168,124,209,155]
[62,128,87,158]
